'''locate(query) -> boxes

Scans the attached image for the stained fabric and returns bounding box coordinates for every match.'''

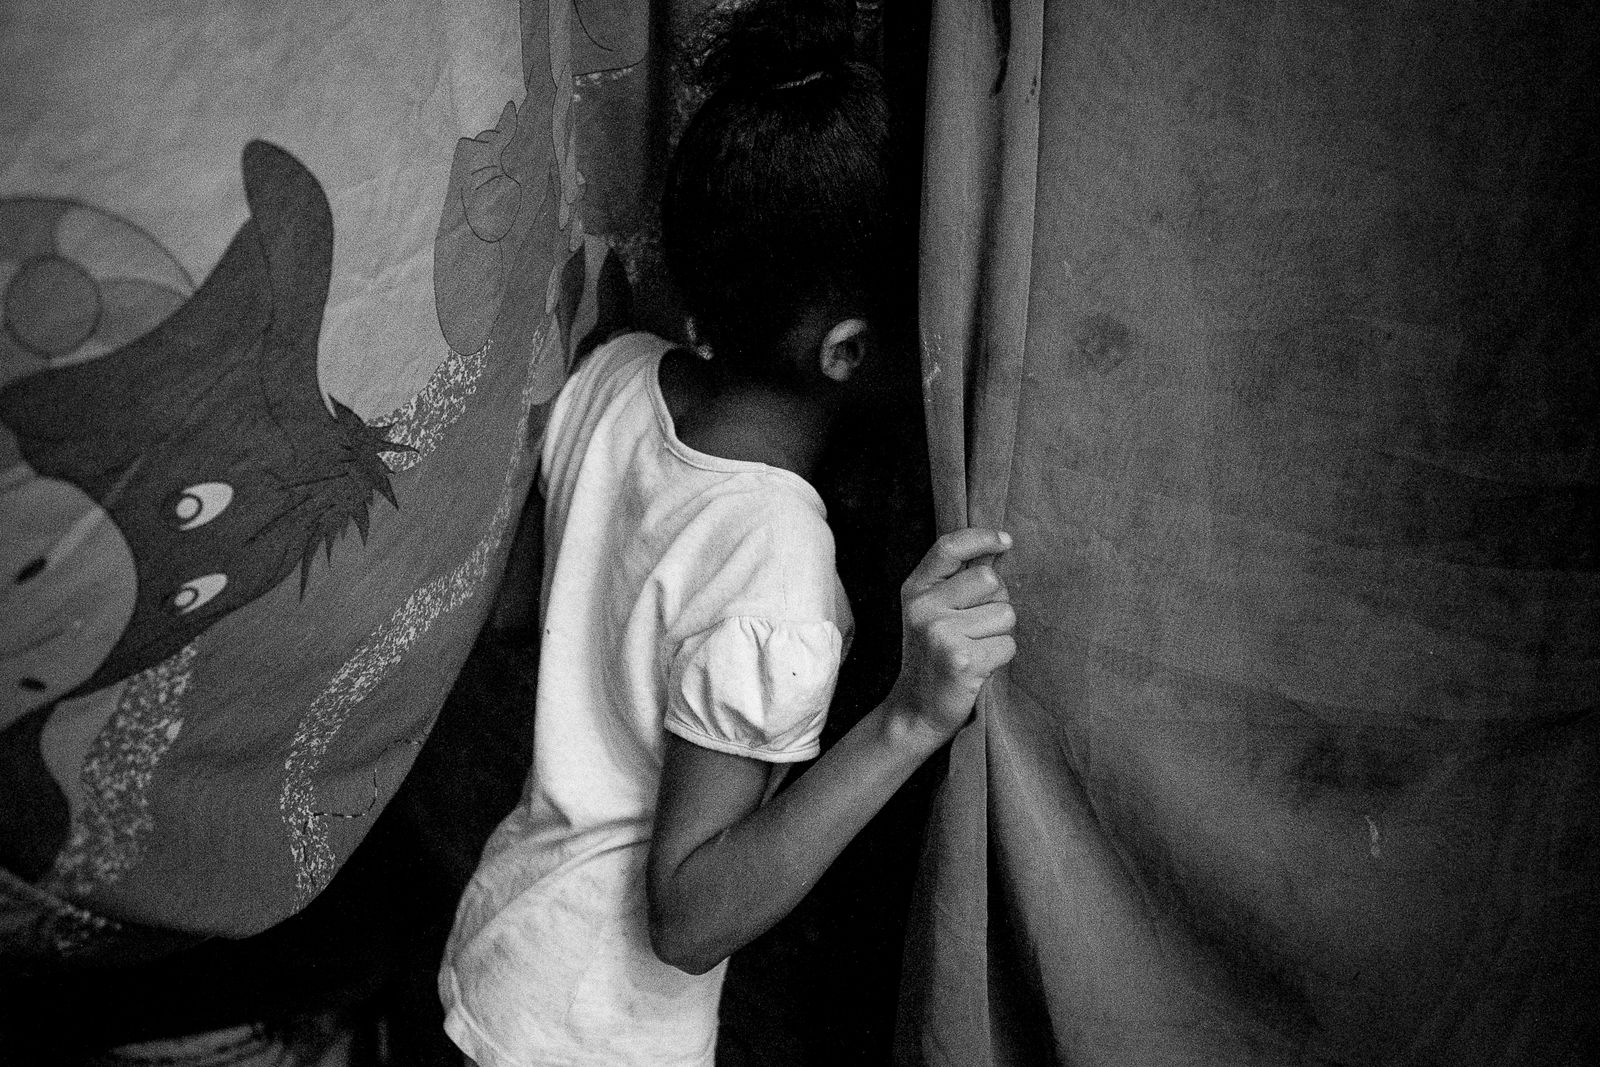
[0,0,680,963]
[899,2,1600,1064]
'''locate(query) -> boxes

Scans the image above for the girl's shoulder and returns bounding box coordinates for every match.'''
[545,331,671,437]
[539,331,672,489]
[570,330,673,390]
[677,475,836,599]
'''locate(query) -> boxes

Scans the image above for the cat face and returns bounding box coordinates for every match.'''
[0,142,405,700]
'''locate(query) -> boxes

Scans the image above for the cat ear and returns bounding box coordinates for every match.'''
[242,141,337,438]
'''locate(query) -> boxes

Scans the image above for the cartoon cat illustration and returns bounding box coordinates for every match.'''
[0,141,405,879]
[1,141,408,700]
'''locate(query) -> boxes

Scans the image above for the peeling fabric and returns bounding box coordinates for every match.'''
[48,644,196,898]
[282,340,541,905]
[379,345,490,473]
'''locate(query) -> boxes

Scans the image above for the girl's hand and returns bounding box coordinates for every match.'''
[889,527,1018,740]
[648,526,1018,973]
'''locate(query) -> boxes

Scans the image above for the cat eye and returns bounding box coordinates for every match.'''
[172,573,228,613]
[172,482,234,530]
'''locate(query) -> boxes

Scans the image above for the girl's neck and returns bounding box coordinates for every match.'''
[659,347,837,480]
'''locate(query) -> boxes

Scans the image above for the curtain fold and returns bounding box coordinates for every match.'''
[902,2,1600,1063]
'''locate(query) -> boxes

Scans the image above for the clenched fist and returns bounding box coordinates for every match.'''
[888,527,1018,740]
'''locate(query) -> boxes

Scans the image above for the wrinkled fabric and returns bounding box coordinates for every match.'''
[900,2,1600,1064]
[442,333,849,1066]
[0,0,689,960]
[669,615,845,761]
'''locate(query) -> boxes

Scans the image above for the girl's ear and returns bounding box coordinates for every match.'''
[817,318,872,383]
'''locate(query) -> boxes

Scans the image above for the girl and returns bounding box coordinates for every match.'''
[439,6,1016,1064]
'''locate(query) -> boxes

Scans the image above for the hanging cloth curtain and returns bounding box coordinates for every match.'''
[900,2,1600,1063]
[0,0,688,964]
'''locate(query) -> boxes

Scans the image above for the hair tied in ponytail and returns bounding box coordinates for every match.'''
[664,0,910,374]
[774,70,827,90]
[684,0,854,96]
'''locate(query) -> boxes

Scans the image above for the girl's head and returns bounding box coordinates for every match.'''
[662,1,914,390]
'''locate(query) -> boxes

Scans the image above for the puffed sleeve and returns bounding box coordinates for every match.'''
[663,615,845,762]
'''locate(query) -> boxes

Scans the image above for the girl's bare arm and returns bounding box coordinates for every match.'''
[646,527,1016,974]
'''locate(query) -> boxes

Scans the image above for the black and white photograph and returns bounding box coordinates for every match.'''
[2,2,1595,1064]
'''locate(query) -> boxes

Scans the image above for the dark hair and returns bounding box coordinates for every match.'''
[662,0,912,375]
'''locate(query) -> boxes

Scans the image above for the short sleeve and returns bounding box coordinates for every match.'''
[664,616,844,762]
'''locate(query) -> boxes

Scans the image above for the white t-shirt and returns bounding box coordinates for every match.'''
[440,332,852,1067]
